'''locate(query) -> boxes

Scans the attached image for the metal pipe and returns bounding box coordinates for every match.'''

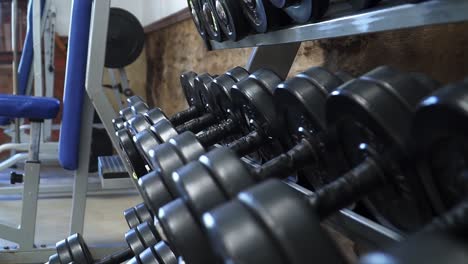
[11,0,21,145]
[28,121,42,161]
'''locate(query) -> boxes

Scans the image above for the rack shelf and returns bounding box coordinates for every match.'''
[209,0,468,50]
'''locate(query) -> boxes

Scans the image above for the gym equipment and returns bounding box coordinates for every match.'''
[201,67,442,263]
[269,0,329,23]
[240,0,290,33]
[126,241,178,264]
[212,0,249,41]
[188,0,209,41]
[105,7,145,68]
[348,0,381,11]
[200,0,224,42]
[52,233,94,264]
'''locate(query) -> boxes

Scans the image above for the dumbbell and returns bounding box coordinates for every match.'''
[212,0,250,41]
[112,96,145,131]
[117,68,250,178]
[269,0,329,23]
[48,233,93,264]
[187,0,210,41]
[239,0,291,33]
[199,0,225,42]
[201,69,443,264]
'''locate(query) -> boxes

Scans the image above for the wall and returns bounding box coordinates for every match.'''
[145,19,468,117]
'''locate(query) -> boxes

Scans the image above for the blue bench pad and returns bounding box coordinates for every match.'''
[0,95,60,120]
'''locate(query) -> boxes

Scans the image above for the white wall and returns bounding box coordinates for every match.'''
[53,0,187,36]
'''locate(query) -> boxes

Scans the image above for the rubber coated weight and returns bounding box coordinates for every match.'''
[136,221,160,251]
[187,0,209,40]
[124,207,141,229]
[135,202,153,223]
[271,0,329,23]
[120,107,134,121]
[113,116,126,131]
[180,71,198,107]
[412,80,468,212]
[131,101,150,115]
[125,228,147,257]
[116,129,148,178]
[56,238,73,264]
[349,0,381,10]
[126,114,151,134]
[240,0,290,33]
[67,233,93,264]
[327,66,437,231]
[194,73,217,113]
[48,254,61,264]
[200,0,224,42]
[158,199,217,264]
[139,170,174,218]
[214,0,249,40]
[127,95,144,106]
[154,241,178,264]
[105,8,145,68]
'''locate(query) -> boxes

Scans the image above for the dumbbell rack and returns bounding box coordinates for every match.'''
[203,0,468,249]
[80,0,468,259]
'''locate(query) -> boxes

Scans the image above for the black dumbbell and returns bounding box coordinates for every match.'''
[112,96,145,130]
[239,0,291,33]
[125,241,178,264]
[199,0,225,42]
[187,0,210,41]
[212,0,250,41]
[51,233,94,264]
[269,0,329,23]
[136,67,348,218]
[201,68,442,264]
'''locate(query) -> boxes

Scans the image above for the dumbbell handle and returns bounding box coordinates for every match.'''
[197,118,239,146]
[308,157,385,220]
[175,113,217,133]
[228,130,265,157]
[94,247,133,264]
[169,105,200,127]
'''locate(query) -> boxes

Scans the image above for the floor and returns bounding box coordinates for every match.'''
[0,163,141,248]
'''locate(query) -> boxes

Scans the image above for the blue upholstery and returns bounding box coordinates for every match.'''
[58,0,93,170]
[0,94,60,119]
[0,117,11,126]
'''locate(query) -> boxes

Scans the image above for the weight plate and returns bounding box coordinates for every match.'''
[200,0,224,42]
[173,161,227,216]
[154,241,178,264]
[326,67,436,231]
[105,8,145,68]
[139,247,161,264]
[126,256,142,264]
[349,0,381,11]
[149,143,186,196]
[131,101,149,115]
[169,132,206,163]
[117,129,148,177]
[120,107,134,121]
[138,171,174,215]
[56,238,73,264]
[240,0,290,33]
[239,179,347,264]
[214,0,249,41]
[67,233,93,264]
[136,222,160,252]
[127,114,152,135]
[187,0,209,40]
[413,81,468,211]
[124,207,141,228]
[180,71,199,107]
[125,228,146,255]
[201,147,254,198]
[273,0,329,23]
[135,202,153,224]
[112,116,126,131]
[151,119,179,143]
[203,199,285,264]
[194,74,217,115]
[127,95,144,106]
[145,108,169,126]
[133,128,161,169]
[48,254,61,264]
[211,67,249,119]
[158,199,216,264]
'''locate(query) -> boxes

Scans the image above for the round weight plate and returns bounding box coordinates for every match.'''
[67,234,93,264]
[138,171,174,215]
[145,108,169,126]
[139,247,161,264]
[120,107,134,121]
[214,0,249,41]
[124,207,141,228]
[56,238,73,264]
[158,199,216,264]
[135,203,153,224]
[239,179,346,264]
[211,67,249,119]
[126,256,141,264]
[201,147,254,198]
[173,161,227,216]
[136,222,159,253]
[277,0,329,23]
[187,0,209,40]
[105,8,145,68]
[117,129,148,177]
[48,254,61,264]
[113,117,126,131]
[194,74,217,115]
[133,128,161,170]
[127,114,152,135]
[131,101,149,115]
[203,199,285,264]
[127,95,144,106]
[151,119,179,143]
[169,132,206,163]
[180,72,199,107]
[413,81,468,211]
[200,0,224,42]
[154,241,178,264]
[240,0,290,33]
[349,0,381,10]
[149,143,186,196]
[125,228,146,255]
